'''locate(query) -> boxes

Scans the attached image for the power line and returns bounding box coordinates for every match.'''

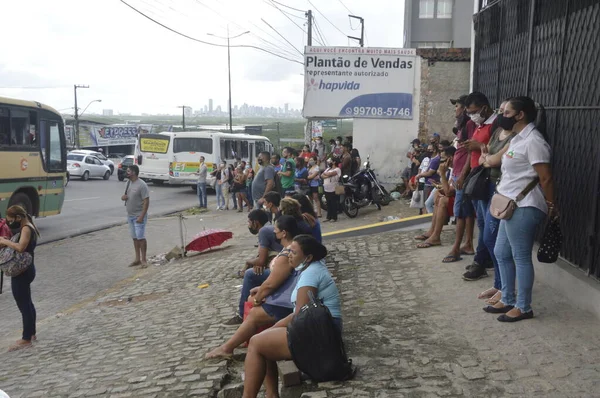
[313,17,328,46]
[263,0,305,20]
[266,0,324,46]
[120,0,303,64]
[261,18,303,56]
[270,0,305,13]
[306,0,347,38]
[337,0,353,14]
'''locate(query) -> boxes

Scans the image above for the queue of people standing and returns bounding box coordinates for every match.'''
[410,92,557,323]
[194,136,361,224]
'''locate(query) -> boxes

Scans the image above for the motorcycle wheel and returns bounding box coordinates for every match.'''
[373,187,392,206]
[343,196,359,218]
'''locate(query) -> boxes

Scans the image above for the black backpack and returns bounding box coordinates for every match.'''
[287,291,355,382]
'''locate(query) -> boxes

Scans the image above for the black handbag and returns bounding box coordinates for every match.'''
[287,291,355,382]
[537,216,563,263]
[464,166,490,200]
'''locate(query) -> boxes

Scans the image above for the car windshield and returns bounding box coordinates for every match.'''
[67,154,84,161]
[122,158,134,165]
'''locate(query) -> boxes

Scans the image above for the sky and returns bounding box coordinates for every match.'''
[0,0,405,115]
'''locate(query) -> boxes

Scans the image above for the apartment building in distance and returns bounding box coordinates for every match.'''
[404,0,473,48]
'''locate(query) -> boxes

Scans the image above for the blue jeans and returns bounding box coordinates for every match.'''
[425,187,437,214]
[472,197,492,267]
[216,184,225,208]
[239,268,271,317]
[481,181,501,289]
[197,182,207,208]
[494,206,546,313]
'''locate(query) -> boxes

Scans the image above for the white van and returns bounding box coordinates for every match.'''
[135,131,273,187]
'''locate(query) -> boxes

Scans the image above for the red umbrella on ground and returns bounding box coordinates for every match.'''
[185,229,233,253]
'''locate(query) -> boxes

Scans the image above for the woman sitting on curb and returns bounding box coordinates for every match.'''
[242,235,341,398]
[291,193,322,243]
[205,216,300,360]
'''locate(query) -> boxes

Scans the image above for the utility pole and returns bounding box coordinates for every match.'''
[73,84,89,149]
[276,122,281,152]
[178,105,189,131]
[306,10,313,46]
[348,15,365,47]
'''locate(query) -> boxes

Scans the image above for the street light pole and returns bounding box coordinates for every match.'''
[207,28,249,135]
[73,84,89,148]
[177,105,190,131]
[80,99,102,118]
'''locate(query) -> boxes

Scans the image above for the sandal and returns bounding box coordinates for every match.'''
[128,260,141,267]
[417,242,441,249]
[235,270,245,278]
[414,234,430,241]
[485,291,502,305]
[477,287,499,300]
[442,255,462,263]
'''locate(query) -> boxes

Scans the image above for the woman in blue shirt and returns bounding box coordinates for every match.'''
[294,157,309,195]
[292,193,322,243]
[242,235,341,397]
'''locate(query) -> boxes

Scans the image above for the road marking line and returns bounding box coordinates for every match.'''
[64,196,101,202]
[322,214,432,237]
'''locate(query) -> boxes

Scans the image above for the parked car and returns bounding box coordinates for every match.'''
[70,149,116,174]
[67,153,111,181]
[117,155,136,181]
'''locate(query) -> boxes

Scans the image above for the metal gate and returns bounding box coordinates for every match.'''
[474,0,600,278]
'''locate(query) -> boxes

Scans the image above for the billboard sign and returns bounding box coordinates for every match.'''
[303,46,417,120]
[311,121,323,138]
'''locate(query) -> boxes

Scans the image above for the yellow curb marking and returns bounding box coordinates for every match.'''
[322,214,432,237]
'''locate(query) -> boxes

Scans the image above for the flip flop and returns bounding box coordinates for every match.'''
[460,250,476,256]
[417,242,441,249]
[414,234,430,241]
[442,255,462,263]
[478,287,499,300]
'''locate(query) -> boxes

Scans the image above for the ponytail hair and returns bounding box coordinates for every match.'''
[6,205,40,237]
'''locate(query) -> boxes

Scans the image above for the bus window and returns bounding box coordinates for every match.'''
[256,141,265,156]
[174,137,212,154]
[10,108,31,147]
[0,108,9,146]
[221,139,237,160]
[45,119,65,172]
[241,140,249,158]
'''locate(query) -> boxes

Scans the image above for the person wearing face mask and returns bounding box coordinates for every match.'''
[242,235,341,397]
[271,154,282,173]
[460,92,498,276]
[312,137,326,169]
[207,215,299,356]
[484,97,556,323]
[227,209,284,325]
[464,100,516,285]
[306,155,322,218]
[263,191,282,224]
[0,205,40,351]
[252,152,275,208]
[321,158,341,222]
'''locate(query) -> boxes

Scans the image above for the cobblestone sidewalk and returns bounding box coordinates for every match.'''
[1,226,599,397]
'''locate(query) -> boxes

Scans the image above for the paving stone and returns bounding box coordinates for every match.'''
[514,368,539,379]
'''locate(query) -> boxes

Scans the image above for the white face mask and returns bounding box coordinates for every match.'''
[469,112,486,126]
[263,204,269,211]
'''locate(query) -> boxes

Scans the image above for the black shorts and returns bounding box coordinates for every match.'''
[309,186,320,194]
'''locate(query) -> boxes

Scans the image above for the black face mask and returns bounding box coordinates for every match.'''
[8,220,20,230]
[257,159,264,165]
[248,223,260,235]
[498,114,517,131]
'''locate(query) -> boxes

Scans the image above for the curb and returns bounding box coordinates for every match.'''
[323,214,432,241]
[38,206,195,246]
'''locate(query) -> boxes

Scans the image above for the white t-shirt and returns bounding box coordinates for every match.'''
[497,123,551,213]
[418,157,430,183]
[323,167,341,193]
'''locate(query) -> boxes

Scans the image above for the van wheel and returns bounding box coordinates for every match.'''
[8,193,33,215]
[82,171,90,181]
[103,171,111,180]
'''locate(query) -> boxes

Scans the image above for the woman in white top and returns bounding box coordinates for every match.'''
[484,97,556,322]
[320,158,341,222]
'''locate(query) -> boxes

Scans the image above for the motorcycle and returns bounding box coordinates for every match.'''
[341,156,392,218]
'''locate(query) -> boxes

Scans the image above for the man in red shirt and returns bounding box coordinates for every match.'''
[461,92,497,281]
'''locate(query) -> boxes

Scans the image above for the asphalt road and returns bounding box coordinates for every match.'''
[35,175,201,244]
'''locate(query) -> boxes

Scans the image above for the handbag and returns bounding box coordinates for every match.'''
[537,216,563,263]
[464,166,490,200]
[264,268,302,308]
[334,184,345,195]
[0,233,33,277]
[410,189,424,209]
[490,178,540,220]
[287,291,355,382]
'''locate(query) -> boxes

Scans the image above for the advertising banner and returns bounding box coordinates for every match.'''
[311,121,323,138]
[76,124,173,148]
[303,47,417,120]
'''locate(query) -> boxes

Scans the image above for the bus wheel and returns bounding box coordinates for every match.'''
[9,193,33,215]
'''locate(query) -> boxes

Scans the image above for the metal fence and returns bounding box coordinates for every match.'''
[474,0,600,278]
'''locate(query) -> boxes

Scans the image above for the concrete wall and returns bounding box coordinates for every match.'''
[353,58,422,187]
[404,0,473,47]
[419,60,470,142]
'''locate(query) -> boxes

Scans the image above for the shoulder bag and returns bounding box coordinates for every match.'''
[464,165,491,201]
[264,268,302,308]
[490,178,539,220]
[0,233,33,277]
[537,216,563,263]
